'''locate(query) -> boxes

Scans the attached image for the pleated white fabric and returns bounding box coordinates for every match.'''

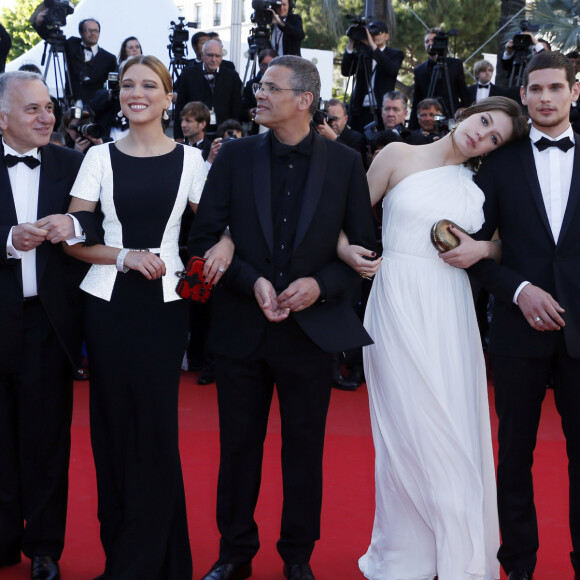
[359,165,500,580]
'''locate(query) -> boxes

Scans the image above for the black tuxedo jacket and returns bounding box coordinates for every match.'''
[188,131,377,357]
[466,82,507,104]
[270,13,304,56]
[0,144,86,373]
[341,45,404,114]
[174,64,243,140]
[337,125,367,165]
[410,57,470,129]
[64,37,118,104]
[469,135,580,358]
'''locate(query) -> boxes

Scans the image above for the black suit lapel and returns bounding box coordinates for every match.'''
[253,133,274,255]
[558,136,580,245]
[519,139,555,244]
[293,132,326,252]
[0,142,17,226]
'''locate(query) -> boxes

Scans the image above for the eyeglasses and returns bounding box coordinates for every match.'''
[82,28,99,34]
[204,53,222,58]
[252,83,305,96]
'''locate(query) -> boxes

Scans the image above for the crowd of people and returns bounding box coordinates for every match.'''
[0,8,580,580]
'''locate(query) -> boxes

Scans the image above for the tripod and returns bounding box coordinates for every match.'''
[344,47,380,134]
[41,29,73,110]
[426,55,456,120]
[241,26,271,89]
[508,48,529,88]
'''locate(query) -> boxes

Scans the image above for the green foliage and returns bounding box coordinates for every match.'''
[1,0,42,62]
[1,0,80,62]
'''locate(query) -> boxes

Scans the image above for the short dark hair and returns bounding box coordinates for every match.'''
[258,48,278,63]
[327,99,347,115]
[417,98,442,113]
[216,119,244,139]
[191,31,209,50]
[78,18,100,35]
[382,91,408,109]
[180,101,210,124]
[523,51,576,90]
[268,55,321,116]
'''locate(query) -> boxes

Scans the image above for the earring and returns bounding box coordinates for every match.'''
[162,109,169,121]
[117,110,124,118]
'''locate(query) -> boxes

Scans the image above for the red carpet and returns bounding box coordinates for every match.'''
[0,374,571,579]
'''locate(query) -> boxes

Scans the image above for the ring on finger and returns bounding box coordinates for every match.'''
[533,316,542,323]
[218,267,225,273]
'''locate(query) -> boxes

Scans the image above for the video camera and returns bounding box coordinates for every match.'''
[251,0,282,27]
[42,0,74,28]
[168,17,195,64]
[512,20,540,52]
[345,15,380,43]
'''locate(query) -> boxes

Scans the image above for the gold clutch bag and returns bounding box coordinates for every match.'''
[430,219,469,253]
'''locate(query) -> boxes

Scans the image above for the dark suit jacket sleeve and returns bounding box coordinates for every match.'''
[467,156,527,304]
[454,60,470,109]
[282,13,304,41]
[311,152,378,300]
[173,68,194,140]
[373,46,404,82]
[187,145,263,297]
[229,72,243,122]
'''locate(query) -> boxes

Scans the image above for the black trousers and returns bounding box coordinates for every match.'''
[492,334,580,574]
[215,317,333,565]
[0,300,72,561]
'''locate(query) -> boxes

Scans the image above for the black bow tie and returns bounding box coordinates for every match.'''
[477,83,490,89]
[534,136,574,153]
[4,154,41,169]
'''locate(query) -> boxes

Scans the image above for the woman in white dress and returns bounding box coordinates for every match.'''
[338,97,529,580]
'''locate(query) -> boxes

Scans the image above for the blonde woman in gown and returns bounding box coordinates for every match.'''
[338,97,529,580]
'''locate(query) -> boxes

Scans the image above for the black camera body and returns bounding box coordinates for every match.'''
[43,0,74,28]
[346,15,379,43]
[70,122,103,140]
[168,17,195,64]
[251,0,282,26]
[512,20,540,52]
[107,72,119,93]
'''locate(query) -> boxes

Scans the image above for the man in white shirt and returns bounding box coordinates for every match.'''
[0,71,86,580]
[467,51,580,580]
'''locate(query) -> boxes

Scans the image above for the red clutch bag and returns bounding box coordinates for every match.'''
[175,256,213,303]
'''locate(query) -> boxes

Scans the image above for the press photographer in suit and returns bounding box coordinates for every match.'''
[190,55,377,580]
[410,28,470,129]
[341,19,404,133]
[266,0,304,56]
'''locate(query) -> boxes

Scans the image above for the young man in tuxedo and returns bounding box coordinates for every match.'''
[189,55,377,580]
[0,71,86,580]
[466,51,580,580]
[467,59,508,103]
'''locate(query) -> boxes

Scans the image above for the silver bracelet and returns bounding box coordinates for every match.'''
[116,248,131,273]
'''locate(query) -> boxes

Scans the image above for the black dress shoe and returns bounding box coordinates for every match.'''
[283,562,315,580]
[31,556,60,580]
[200,561,252,580]
[197,366,216,385]
[332,373,360,391]
[507,572,533,580]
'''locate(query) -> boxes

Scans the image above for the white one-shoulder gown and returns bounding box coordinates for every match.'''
[359,165,500,580]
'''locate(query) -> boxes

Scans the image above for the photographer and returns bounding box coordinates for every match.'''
[341,20,404,133]
[32,10,118,105]
[314,99,366,165]
[267,0,304,56]
[501,28,549,81]
[409,28,470,130]
[59,106,104,154]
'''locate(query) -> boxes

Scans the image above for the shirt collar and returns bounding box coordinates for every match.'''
[270,128,314,158]
[530,124,575,144]
[82,43,99,56]
[3,139,41,159]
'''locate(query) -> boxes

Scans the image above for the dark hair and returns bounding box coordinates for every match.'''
[78,18,100,35]
[523,50,577,89]
[216,119,243,139]
[118,36,142,63]
[455,96,529,144]
[180,101,210,124]
[191,31,209,50]
[567,51,579,59]
[417,98,442,113]
[382,91,408,109]
[258,48,278,63]
[328,98,347,115]
[268,55,320,116]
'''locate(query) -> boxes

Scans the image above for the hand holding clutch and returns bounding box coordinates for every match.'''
[430,219,469,253]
